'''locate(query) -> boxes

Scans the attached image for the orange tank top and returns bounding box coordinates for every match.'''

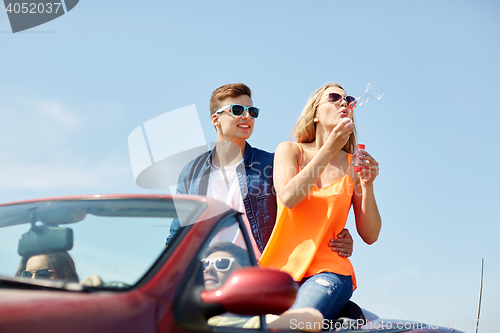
[259,144,357,290]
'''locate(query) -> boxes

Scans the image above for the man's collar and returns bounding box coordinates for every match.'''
[207,142,253,168]
[242,142,253,167]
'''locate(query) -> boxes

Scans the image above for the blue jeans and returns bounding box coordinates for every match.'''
[290,272,353,320]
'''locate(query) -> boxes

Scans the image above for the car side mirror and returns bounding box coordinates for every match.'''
[201,266,297,315]
[18,225,73,257]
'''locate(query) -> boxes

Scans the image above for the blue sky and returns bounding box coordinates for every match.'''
[1,1,499,331]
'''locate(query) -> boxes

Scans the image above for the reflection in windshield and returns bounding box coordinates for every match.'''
[202,242,254,328]
[202,239,324,331]
[202,242,250,291]
[0,198,205,288]
[16,252,79,282]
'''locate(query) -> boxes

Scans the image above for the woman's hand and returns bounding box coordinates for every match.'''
[352,150,381,245]
[357,150,379,185]
[325,118,354,154]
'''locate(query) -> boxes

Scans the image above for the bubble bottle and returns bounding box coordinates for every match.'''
[354,144,365,172]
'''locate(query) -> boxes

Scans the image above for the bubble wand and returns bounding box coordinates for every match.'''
[348,82,384,172]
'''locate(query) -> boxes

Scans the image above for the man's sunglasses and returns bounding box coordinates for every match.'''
[19,269,53,279]
[328,93,356,107]
[201,257,235,272]
[215,104,260,119]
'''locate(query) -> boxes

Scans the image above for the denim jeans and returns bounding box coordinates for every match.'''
[290,272,353,320]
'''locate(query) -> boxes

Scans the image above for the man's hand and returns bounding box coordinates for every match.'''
[329,228,353,258]
[80,274,103,287]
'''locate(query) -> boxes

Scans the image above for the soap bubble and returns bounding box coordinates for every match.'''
[349,82,384,112]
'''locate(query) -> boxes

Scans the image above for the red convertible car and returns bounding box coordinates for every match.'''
[0,194,463,333]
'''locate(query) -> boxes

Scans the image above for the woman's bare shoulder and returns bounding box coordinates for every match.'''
[275,141,301,156]
[276,141,300,151]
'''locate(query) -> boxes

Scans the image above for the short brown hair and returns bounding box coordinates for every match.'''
[209,83,252,116]
[203,242,251,267]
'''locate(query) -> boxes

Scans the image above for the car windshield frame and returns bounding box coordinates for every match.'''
[0,196,208,291]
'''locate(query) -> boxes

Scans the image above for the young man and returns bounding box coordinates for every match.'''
[166,83,353,258]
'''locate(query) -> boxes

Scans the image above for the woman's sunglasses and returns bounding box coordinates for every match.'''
[328,93,356,107]
[215,104,260,119]
[19,269,53,279]
[201,257,235,272]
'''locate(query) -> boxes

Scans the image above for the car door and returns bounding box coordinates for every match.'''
[169,213,284,333]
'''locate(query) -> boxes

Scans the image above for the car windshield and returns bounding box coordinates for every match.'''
[0,196,206,290]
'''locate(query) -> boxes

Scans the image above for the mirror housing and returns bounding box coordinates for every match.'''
[201,267,297,315]
[18,225,73,257]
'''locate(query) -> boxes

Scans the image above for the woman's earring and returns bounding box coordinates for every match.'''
[313,117,319,123]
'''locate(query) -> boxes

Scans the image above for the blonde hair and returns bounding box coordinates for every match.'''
[292,82,357,154]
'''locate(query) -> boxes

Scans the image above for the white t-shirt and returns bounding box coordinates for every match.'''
[207,160,262,258]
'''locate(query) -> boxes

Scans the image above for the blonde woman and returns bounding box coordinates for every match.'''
[259,83,381,319]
